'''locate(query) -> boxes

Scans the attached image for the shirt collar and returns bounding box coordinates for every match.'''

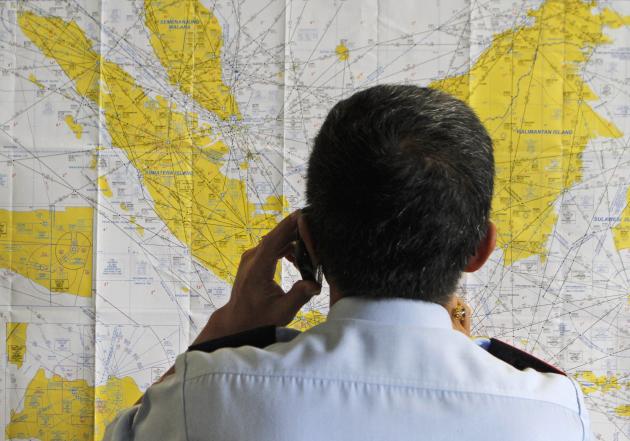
[326,296,453,329]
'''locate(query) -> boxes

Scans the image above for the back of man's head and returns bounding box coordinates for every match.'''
[306,84,494,306]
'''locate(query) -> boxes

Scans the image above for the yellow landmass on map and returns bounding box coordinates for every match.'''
[64,114,83,139]
[615,404,630,417]
[612,190,630,251]
[6,323,28,369]
[98,176,113,198]
[289,310,326,331]
[0,207,93,297]
[431,0,628,265]
[144,0,240,119]
[574,370,622,395]
[6,368,142,441]
[129,215,144,236]
[94,376,143,441]
[19,12,282,284]
[6,369,93,441]
[28,73,44,89]
[89,146,104,170]
[335,42,349,61]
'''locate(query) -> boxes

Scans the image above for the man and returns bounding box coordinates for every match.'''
[104,85,591,440]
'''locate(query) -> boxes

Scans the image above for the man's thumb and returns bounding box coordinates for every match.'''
[280,280,321,320]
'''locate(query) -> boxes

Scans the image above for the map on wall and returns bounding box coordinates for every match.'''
[0,0,628,439]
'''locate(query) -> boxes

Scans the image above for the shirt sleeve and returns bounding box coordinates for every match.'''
[103,353,188,441]
[103,326,298,441]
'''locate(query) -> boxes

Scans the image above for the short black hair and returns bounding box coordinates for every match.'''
[305,85,494,305]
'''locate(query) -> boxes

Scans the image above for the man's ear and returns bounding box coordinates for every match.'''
[464,221,497,273]
[297,210,319,266]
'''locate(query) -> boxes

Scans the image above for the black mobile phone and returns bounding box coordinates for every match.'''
[294,209,322,284]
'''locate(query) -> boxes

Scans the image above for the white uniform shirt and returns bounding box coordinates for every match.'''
[104,296,591,441]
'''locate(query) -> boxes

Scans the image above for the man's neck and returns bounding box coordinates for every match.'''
[329,285,343,308]
[329,287,455,317]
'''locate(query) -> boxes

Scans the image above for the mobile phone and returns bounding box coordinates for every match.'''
[294,209,323,284]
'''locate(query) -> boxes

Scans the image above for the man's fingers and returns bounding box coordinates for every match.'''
[276,280,321,324]
[260,211,299,255]
[281,242,296,264]
[254,211,300,276]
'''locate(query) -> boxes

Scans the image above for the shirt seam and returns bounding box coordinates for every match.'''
[568,376,587,441]
[182,353,190,441]
[184,370,581,415]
